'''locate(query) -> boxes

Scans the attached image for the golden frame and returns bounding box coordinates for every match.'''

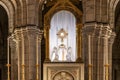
[44,0,83,62]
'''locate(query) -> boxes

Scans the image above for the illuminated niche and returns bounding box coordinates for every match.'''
[50,10,76,62]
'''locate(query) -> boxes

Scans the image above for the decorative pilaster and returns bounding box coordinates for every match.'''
[108,32,116,80]
[76,24,83,62]
[44,25,50,62]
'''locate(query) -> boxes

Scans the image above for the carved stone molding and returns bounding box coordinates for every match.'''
[43,63,84,80]
[82,23,113,38]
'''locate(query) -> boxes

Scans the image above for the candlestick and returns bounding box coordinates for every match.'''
[89,64,92,80]
[16,36,20,80]
[8,38,9,64]
[36,36,38,65]
[104,64,109,80]
[7,37,10,80]
[36,36,39,80]
[21,30,25,80]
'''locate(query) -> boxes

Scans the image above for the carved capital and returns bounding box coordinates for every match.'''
[100,26,112,38]
[82,23,112,38]
[8,34,18,48]
[92,24,112,38]
[108,32,116,44]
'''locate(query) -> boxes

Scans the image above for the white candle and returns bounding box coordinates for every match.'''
[36,36,39,80]
[7,37,10,80]
[88,35,91,64]
[7,37,9,65]
[36,36,38,64]
[22,33,24,64]
[21,30,25,80]
[17,41,20,80]
[105,38,108,64]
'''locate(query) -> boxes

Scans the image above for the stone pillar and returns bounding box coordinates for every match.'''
[108,32,116,80]
[37,33,42,80]
[100,25,114,80]
[82,23,94,80]
[10,26,43,80]
[10,35,18,80]
[14,28,23,80]
[83,23,113,80]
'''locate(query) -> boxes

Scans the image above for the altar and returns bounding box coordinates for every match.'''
[43,62,84,80]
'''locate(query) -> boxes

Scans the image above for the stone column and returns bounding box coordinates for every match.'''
[24,26,43,80]
[83,23,113,80]
[102,30,109,80]
[10,26,43,80]
[108,32,116,80]
[100,25,112,80]
[14,28,23,80]
[9,33,19,80]
[82,23,94,80]
[10,29,22,80]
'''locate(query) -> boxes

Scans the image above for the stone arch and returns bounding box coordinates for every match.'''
[112,0,120,80]
[110,0,120,80]
[0,3,10,80]
[0,1,14,33]
[44,1,82,25]
[109,0,120,29]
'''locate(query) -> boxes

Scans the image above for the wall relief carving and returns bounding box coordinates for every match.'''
[53,71,74,80]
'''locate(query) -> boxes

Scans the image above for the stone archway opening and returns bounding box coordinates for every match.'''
[0,5,8,80]
[112,1,120,80]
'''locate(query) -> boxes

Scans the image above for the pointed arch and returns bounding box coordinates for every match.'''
[0,1,14,33]
[109,0,120,29]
